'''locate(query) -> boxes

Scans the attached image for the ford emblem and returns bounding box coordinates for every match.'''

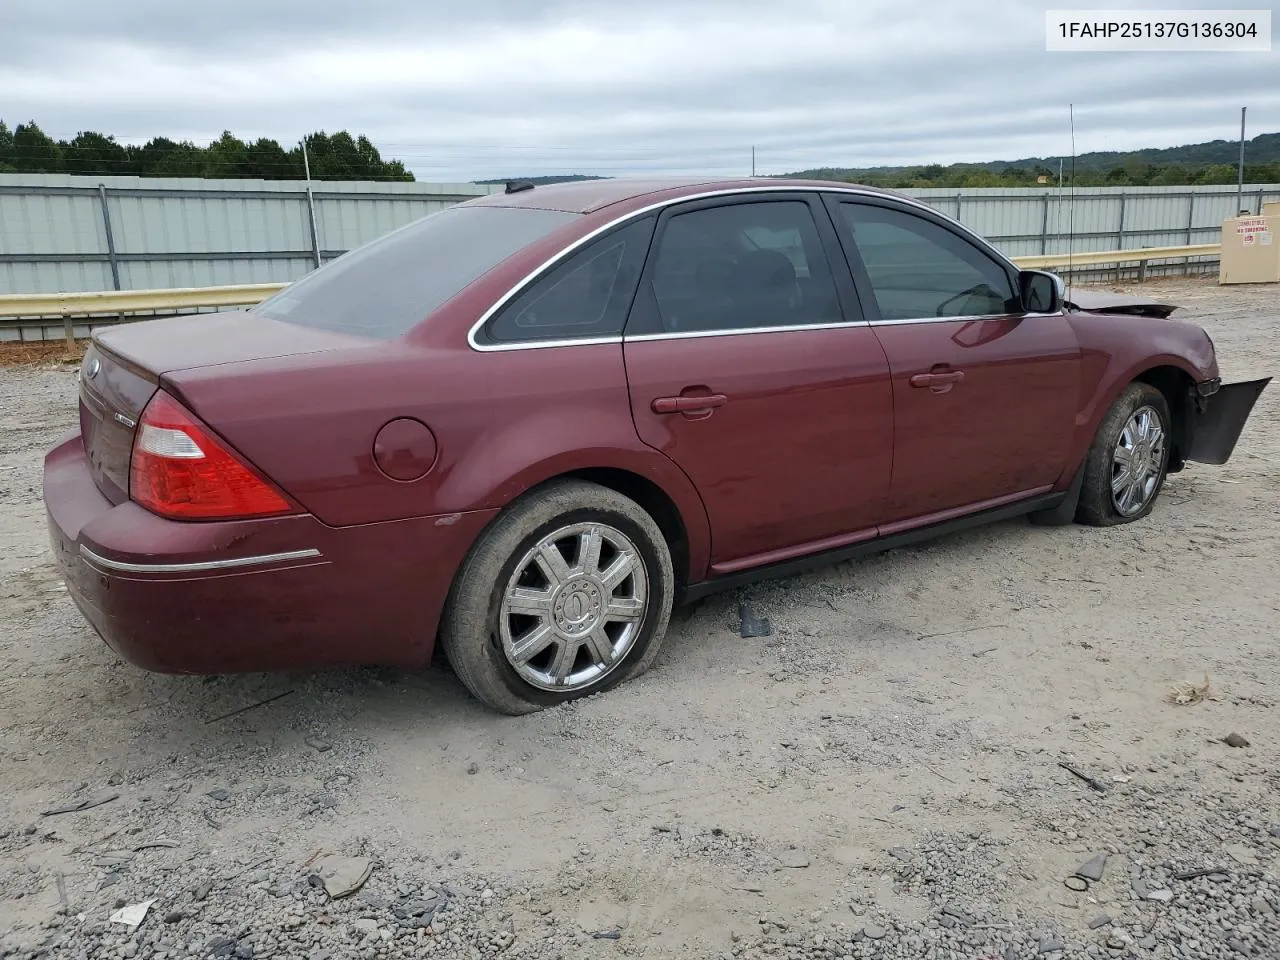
[85,355,100,380]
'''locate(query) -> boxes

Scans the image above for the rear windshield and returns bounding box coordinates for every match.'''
[252,205,580,339]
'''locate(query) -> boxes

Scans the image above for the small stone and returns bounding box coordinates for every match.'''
[1038,934,1066,954]
[234,946,254,960]
[1223,732,1250,748]
[1137,935,1157,949]
[1146,888,1174,903]
[207,938,236,958]
[888,847,911,862]
[777,849,810,869]
[205,788,231,802]
[163,910,185,924]
[1088,914,1113,930]
[1224,843,1258,865]
[314,855,373,899]
[466,763,479,776]
[306,737,333,753]
[353,919,378,938]
[1064,877,1088,892]
[1132,878,1150,900]
[1075,854,1108,882]
[942,905,976,927]
[862,924,886,940]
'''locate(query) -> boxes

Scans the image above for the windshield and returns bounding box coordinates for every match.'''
[252,205,580,339]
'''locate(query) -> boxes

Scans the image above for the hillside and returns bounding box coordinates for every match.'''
[783,133,1280,188]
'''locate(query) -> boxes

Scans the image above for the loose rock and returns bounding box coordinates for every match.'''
[1074,853,1108,881]
[313,855,373,899]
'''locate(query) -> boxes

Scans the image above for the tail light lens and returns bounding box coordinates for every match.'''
[130,390,294,520]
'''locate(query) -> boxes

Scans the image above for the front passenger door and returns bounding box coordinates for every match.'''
[828,198,1081,526]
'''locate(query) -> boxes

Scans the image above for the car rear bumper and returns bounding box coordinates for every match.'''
[44,432,497,674]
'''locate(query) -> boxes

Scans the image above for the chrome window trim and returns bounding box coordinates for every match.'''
[867,311,1062,327]
[80,545,322,574]
[627,319,868,342]
[466,185,1019,352]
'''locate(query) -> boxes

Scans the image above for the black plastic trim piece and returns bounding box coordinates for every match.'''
[681,491,1065,603]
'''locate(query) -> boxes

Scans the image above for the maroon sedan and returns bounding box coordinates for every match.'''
[45,178,1269,713]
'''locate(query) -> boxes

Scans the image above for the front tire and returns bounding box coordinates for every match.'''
[1077,383,1172,526]
[440,480,675,715]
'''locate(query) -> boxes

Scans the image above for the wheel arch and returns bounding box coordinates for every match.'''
[1066,353,1203,480]
[460,450,711,591]
[1132,364,1196,471]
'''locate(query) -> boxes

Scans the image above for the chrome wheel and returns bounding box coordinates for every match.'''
[499,522,649,692]
[1111,405,1166,517]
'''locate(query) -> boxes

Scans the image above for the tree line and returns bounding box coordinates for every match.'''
[788,132,1280,189]
[790,161,1280,189]
[0,121,414,181]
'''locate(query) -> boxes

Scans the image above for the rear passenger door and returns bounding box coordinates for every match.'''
[623,194,895,571]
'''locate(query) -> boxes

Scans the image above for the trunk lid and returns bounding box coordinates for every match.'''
[80,311,371,504]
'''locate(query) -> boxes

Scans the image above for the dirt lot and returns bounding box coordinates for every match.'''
[1,277,1278,960]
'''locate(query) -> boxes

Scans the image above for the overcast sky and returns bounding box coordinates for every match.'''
[4,0,1277,181]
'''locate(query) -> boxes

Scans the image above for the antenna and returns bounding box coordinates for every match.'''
[1067,103,1077,296]
[751,145,756,177]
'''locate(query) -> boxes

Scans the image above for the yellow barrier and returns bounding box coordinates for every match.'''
[0,244,1223,323]
[1014,243,1221,270]
[0,282,287,320]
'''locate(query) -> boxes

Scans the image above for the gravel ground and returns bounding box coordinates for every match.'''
[1,277,1278,960]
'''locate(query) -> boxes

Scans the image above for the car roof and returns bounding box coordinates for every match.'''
[463,177,906,214]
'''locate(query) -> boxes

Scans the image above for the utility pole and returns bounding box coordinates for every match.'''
[751,145,756,177]
[301,137,322,268]
[1236,106,1247,214]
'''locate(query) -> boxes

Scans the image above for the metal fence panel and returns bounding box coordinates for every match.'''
[2,174,1279,295]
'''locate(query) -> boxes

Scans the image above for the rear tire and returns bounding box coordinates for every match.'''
[1076,383,1172,527]
[440,479,674,715]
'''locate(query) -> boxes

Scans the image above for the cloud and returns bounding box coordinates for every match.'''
[3,0,1276,180]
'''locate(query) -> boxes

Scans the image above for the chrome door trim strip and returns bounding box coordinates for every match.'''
[866,311,1063,327]
[627,319,870,342]
[466,185,1020,353]
[80,545,322,574]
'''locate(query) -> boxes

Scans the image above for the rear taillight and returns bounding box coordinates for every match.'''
[129,390,293,520]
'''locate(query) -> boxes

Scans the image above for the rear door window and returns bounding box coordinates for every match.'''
[253,205,580,339]
[644,200,845,334]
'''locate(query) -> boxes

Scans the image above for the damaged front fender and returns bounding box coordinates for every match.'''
[1185,377,1271,465]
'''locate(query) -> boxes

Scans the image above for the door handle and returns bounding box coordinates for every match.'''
[651,394,728,414]
[909,371,965,388]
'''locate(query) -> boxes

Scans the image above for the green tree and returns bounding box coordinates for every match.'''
[244,138,297,179]
[63,131,132,176]
[149,140,206,178]
[0,121,14,170]
[202,131,250,178]
[12,121,62,172]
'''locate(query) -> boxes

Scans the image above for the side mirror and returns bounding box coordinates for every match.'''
[1019,270,1064,314]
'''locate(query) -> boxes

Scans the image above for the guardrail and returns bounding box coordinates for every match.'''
[1014,243,1221,272]
[0,243,1225,342]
